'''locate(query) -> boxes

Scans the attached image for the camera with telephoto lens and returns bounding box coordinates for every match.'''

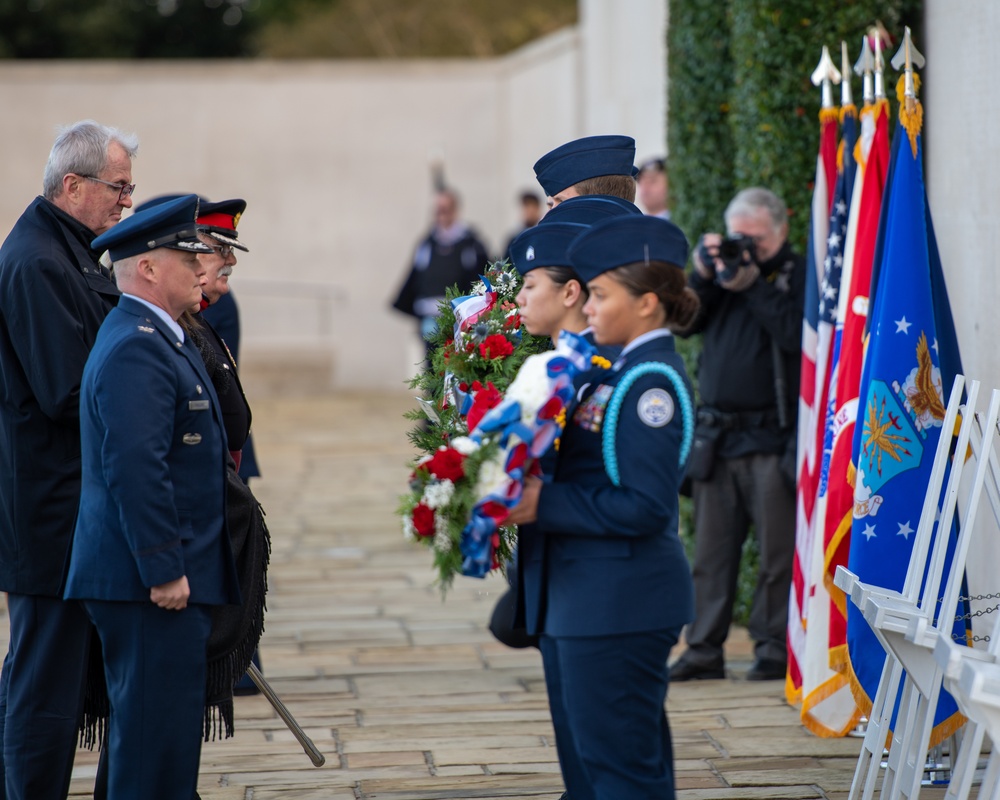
[696,234,756,284]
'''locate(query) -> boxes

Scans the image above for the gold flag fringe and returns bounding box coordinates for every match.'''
[820,106,840,125]
[896,74,923,157]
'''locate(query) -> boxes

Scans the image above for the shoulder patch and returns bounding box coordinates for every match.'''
[637,388,674,428]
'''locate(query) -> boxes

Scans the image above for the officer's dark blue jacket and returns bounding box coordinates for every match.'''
[520,330,694,637]
[64,296,240,606]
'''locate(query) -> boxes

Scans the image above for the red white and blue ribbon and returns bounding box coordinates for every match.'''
[459,330,596,577]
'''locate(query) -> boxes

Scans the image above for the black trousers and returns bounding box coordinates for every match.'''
[0,594,91,800]
[684,452,795,666]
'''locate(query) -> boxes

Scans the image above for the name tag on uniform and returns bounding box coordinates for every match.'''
[182,433,202,445]
[188,400,210,411]
[573,384,613,433]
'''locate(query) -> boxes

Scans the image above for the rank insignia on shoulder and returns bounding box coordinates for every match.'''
[637,388,674,428]
[137,325,154,333]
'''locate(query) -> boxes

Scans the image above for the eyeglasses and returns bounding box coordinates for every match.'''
[205,243,234,259]
[81,175,135,203]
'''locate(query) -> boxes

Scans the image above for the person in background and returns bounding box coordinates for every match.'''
[391,187,491,362]
[669,187,804,683]
[0,119,137,800]
[508,214,699,799]
[502,189,544,264]
[636,157,671,219]
[532,134,638,207]
[64,195,240,800]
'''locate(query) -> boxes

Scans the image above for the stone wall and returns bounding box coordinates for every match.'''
[0,0,668,391]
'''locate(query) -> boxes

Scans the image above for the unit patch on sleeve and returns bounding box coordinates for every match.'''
[637,388,674,428]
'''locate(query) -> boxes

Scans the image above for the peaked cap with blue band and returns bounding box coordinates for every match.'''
[92,194,213,261]
[509,222,588,276]
[533,135,638,196]
[134,194,249,252]
[539,194,642,226]
[567,215,689,284]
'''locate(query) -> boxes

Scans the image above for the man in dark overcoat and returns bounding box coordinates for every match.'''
[0,120,137,800]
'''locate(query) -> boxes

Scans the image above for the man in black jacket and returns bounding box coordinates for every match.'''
[0,120,137,800]
[391,187,490,363]
[670,187,804,683]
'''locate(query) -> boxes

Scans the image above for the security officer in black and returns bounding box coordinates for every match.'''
[670,187,804,682]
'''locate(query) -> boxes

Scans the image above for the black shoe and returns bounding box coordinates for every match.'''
[669,658,725,682]
[745,658,786,681]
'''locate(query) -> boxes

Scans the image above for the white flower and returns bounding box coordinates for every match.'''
[434,529,453,553]
[402,514,416,542]
[433,514,452,552]
[422,479,455,510]
[471,280,487,296]
[451,436,480,456]
[493,270,517,297]
[505,351,559,426]
[474,452,510,499]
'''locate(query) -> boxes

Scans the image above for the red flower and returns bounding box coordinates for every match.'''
[423,447,466,482]
[504,313,521,330]
[467,381,503,431]
[478,334,514,360]
[412,503,435,537]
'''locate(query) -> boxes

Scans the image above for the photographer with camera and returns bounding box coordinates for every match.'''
[670,187,805,683]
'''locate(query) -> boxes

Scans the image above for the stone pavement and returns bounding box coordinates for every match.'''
[3,388,953,799]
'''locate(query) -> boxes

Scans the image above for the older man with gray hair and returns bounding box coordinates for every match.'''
[670,186,805,684]
[0,119,137,800]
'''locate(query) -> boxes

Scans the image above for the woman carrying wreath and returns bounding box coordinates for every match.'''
[487,196,642,651]
[507,215,699,800]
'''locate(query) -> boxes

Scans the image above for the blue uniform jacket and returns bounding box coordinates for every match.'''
[520,332,694,638]
[64,296,240,606]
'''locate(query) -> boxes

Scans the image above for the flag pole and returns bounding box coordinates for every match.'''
[891,26,926,117]
[854,37,874,106]
[871,27,886,101]
[811,44,842,110]
[840,41,853,108]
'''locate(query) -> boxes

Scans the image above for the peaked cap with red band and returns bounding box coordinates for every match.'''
[133,195,249,253]
[197,198,249,252]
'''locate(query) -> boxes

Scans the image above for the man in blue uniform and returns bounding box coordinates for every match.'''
[0,120,138,800]
[64,195,241,800]
[532,134,639,207]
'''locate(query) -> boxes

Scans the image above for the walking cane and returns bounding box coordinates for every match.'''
[247,663,326,767]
